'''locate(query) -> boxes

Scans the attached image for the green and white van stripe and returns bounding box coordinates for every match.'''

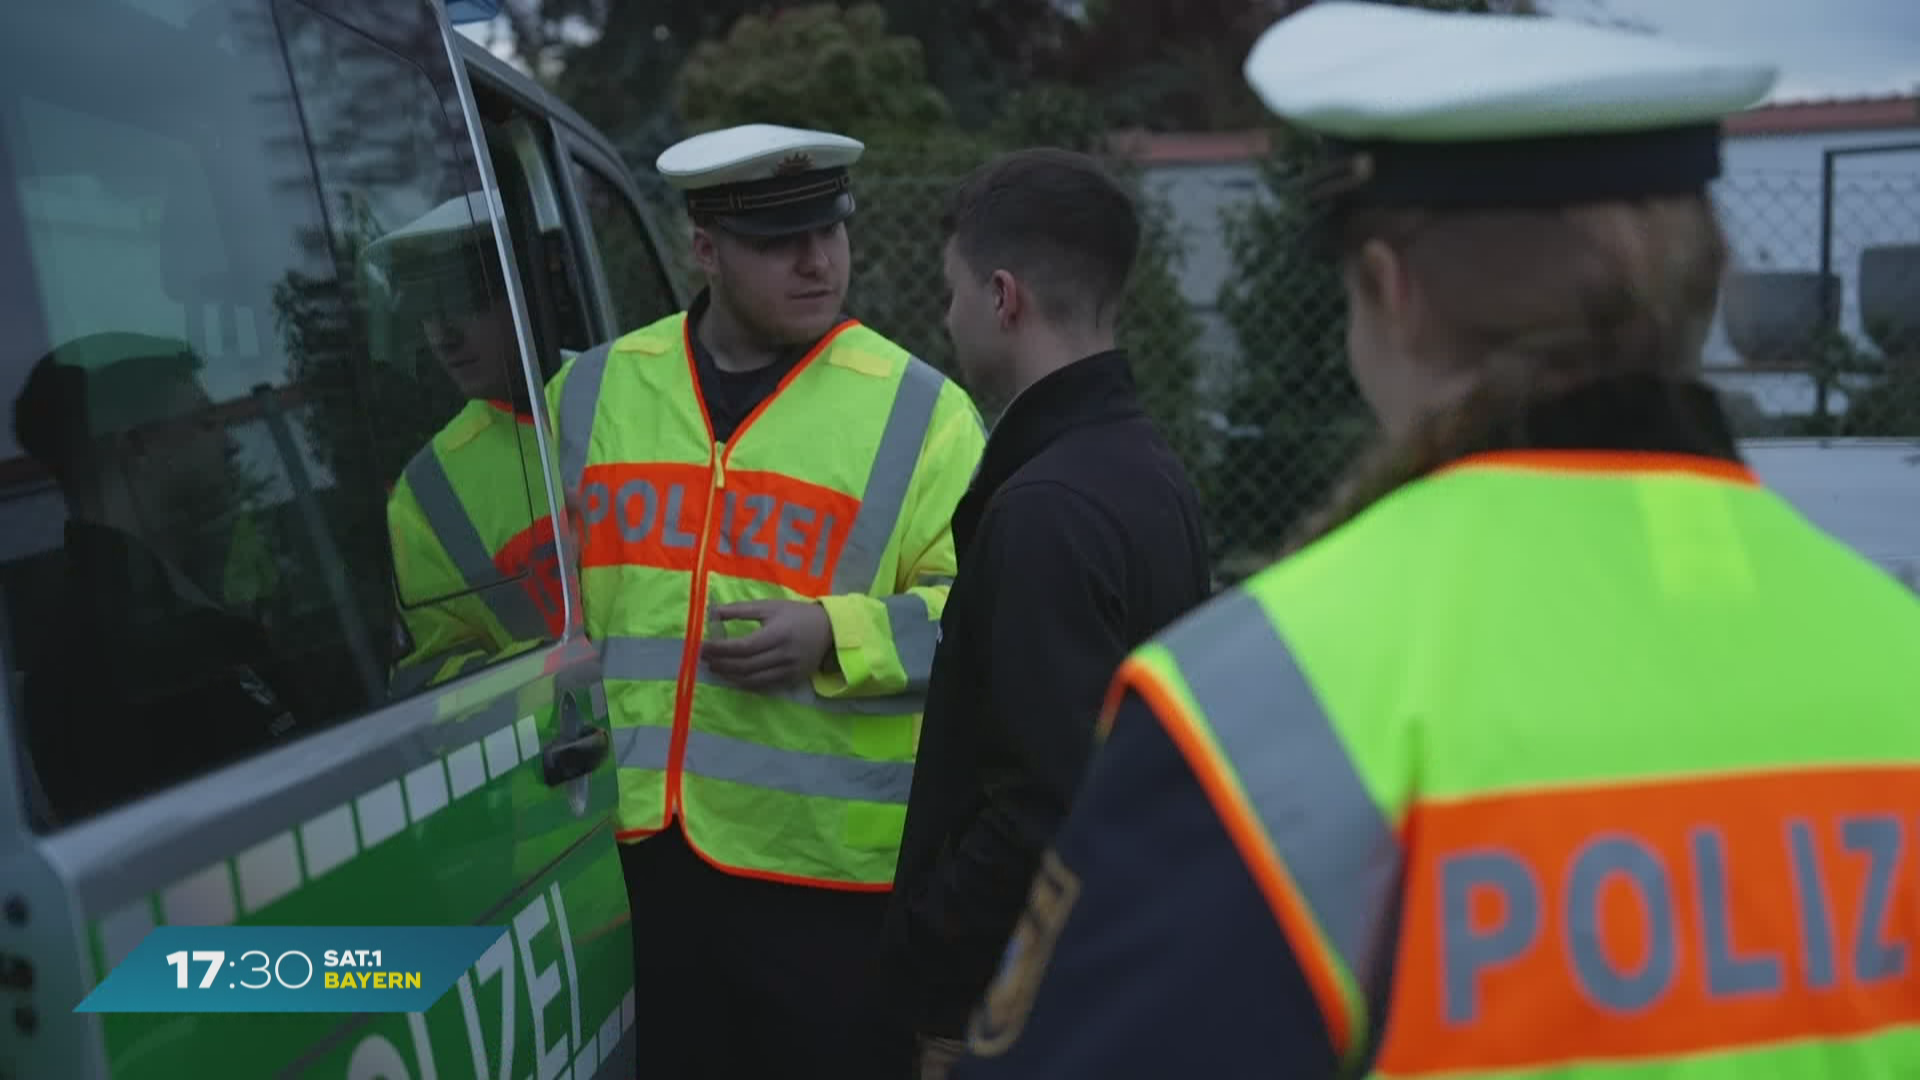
[92,709,546,974]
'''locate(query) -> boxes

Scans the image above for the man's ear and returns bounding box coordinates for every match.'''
[691,225,720,276]
[989,269,1021,329]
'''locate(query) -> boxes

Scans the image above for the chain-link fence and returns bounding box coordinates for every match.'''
[639,151,1920,585]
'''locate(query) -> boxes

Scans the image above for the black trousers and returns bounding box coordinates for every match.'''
[621,824,915,1079]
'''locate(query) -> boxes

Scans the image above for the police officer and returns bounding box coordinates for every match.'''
[371,194,567,691]
[954,4,1920,1077]
[545,123,985,1077]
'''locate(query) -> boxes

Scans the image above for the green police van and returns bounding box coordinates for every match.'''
[0,2,685,1076]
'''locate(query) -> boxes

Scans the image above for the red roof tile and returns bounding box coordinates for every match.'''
[1725,94,1920,136]
[1106,128,1271,164]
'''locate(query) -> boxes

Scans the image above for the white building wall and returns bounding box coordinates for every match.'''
[1707,127,1920,364]
[1138,160,1265,406]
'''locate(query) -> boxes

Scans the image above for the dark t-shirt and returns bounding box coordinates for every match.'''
[686,291,812,444]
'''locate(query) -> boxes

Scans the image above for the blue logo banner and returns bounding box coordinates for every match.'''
[75,926,506,1013]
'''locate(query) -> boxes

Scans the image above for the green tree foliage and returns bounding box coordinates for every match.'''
[1046,0,1278,132]
[497,0,1070,164]
[1212,134,1368,568]
[675,5,951,142]
[671,4,1206,471]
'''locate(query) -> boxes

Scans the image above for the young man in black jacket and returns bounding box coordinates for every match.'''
[883,147,1212,1077]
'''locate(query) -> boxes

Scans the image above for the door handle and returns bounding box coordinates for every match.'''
[541,687,606,780]
[542,724,610,787]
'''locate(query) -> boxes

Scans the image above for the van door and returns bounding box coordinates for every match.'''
[556,136,688,341]
[0,2,632,1078]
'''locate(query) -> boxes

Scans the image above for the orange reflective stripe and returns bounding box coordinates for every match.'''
[708,469,859,595]
[491,515,566,637]
[576,462,858,596]
[1441,448,1760,485]
[482,399,536,424]
[1377,764,1920,1076]
[1118,656,1361,1061]
[577,461,710,575]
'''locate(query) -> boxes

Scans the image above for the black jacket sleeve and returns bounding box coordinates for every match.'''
[904,481,1134,1033]
[952,691,1339,1079]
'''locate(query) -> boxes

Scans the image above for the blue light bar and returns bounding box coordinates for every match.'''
[445,0,502,24]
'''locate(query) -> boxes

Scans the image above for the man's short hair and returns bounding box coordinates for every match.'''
[941,148,1140,326]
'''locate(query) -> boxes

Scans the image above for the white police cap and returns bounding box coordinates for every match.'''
[1243,1,1779,211]
[657,123,865,236]
[357,192,505,324]
[358,191,497,286]
[381,192,493,243]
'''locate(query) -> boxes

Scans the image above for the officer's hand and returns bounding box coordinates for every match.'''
[701,600,834,691]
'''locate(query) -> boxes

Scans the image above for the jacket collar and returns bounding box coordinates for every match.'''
[950,351,1144,556]
[973,350,1143,496]
[1457,373,1745,465]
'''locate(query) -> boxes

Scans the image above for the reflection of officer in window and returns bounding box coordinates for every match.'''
[12,334,296,826]
[367,195,564,692]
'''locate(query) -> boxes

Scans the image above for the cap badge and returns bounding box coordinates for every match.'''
[774,151,816,176]
[1308,150,1376,203]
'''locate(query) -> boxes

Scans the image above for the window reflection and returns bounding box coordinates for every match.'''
[278,0,559,691]
[0,0,554,827]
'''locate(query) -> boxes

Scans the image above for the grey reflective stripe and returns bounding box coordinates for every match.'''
[885,592,938,691]
[915,574,954,589]
[831,357,946,593]
[1160,590,1401,1005]
[599,635,684,681]
[600,634,926,715]
[612,723,672,769]
[612,724,912,804]
[402,447,548,641]
[558,341,615,494]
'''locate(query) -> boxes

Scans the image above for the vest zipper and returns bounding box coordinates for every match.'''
[662,314,851,831]
[666,439,727,820]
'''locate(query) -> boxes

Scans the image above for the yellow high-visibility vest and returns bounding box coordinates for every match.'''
[1109,451,1920,1076]
[548,312,985,889]
[387,399,565,692]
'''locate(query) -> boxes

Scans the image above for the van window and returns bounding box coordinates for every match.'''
[571,158,680,334]
[472,86,595,376]
[278,0,559,633]
[0,0,548,829]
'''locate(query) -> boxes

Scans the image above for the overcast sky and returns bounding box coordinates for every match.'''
[1545,0,1920,102]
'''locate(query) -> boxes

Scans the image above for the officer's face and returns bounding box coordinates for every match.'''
[422,307,517,402]
[702,222,850,346]
[942,239,1010,400]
